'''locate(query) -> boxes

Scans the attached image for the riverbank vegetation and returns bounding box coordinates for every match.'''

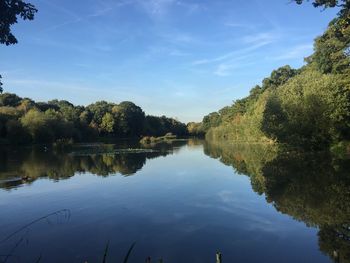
[140,133,177,144]
[191,1,350,150]
[0,93,188,145]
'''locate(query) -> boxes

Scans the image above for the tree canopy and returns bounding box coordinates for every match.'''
[0,0,37,45]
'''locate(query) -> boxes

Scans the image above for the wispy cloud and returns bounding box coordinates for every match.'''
[191,41,272,66]
[175,1,205,14]
[40,0,132,33]
[159,31,199,46]
[273,44,313,60]
[224,22,255,30]
[242,32,278,44]
[29,37,105,55]
[87,6,114,18]
[213,59,256,77]
[136,0,204,18]
[137,0,175,17]
[37,0,80,19]
[190,30,279,77]
[43,18,83,33]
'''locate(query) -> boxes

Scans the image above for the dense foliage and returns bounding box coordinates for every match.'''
[0,93,188,144]
[194,9,350,149]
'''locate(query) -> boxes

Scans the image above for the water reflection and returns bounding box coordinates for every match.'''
[0,139,349,262]
[0,140,188,190]
[204,141,350,263]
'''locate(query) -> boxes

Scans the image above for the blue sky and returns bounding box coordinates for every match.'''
[0,0,338,122]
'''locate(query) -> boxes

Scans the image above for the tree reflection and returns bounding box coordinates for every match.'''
[204,141,350,263]
[0,140,187,190]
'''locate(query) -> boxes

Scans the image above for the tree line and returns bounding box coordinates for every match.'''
[189,0,350,149]
[0,93,188,144]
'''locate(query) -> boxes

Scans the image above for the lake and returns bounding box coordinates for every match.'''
[0,139,349,263]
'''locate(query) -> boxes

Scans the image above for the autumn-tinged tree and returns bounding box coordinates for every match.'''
[187,122,204,136]
[101,112,115,134]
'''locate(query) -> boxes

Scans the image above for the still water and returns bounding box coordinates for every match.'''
[0,140,349,263]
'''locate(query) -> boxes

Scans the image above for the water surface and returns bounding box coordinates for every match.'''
[0,140,348,263]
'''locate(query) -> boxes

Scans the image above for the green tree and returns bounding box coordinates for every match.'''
[0,93,22,107]
[6,119,30,143]
[35,102,59,112]
[17,98,35,113]
[112,102,145,136]
[21,109,51,142]
[49,100,83,124]
[79,110,92,124]
[307,17,350,74]
[261,95,288,142]
[87,101,114,131]
[101,112,115,134]
[202,112,221,132]
[262,68,350,148]
[187,122,204,136]
[262,65,298,90]
[0,106,21,139]
[20,109,73,143]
